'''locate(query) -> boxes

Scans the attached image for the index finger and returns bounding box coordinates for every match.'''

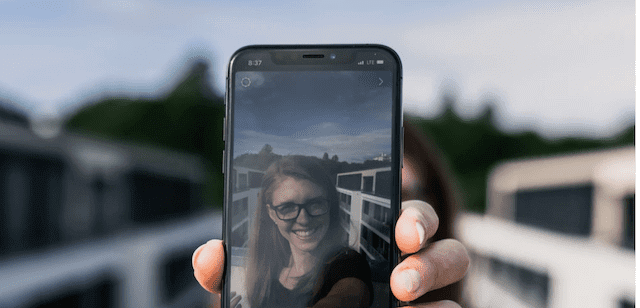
[396,200,439,254]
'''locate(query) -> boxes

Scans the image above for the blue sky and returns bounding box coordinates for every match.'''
[232,71,393,162]
[0,0,634,138]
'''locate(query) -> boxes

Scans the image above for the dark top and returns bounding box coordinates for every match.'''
[260,248,373,308]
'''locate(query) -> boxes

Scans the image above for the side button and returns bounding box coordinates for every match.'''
[400,126,404,169]
[223,116,226,142]
[222,150,225,174]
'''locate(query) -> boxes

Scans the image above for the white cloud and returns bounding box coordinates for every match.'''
[96,0,147,15]
[0,0,633,138]
[400,0,634,137]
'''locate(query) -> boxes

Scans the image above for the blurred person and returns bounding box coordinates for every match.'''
[193,121,469,307]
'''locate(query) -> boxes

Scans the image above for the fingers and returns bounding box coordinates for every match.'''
[396,200,439,254]
[192,239,225,294]
[403,300,462,308]
[390,239,469,302]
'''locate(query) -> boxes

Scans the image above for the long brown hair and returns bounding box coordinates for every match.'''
[245,155,343,307]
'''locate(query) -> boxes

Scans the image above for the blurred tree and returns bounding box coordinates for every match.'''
[408,95,635,213]
[63,61,634,213]
[259,144,273,155]
[0,99,30,127]
[331,154,339,162]
[65,59,225,208]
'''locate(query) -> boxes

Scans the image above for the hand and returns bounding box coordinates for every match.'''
[391,200,469,307]
[192,200,469,308]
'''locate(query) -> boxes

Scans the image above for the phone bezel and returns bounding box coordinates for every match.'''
[223,44,403,308]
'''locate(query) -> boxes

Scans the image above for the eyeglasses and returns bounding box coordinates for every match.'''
[269,198,329,221]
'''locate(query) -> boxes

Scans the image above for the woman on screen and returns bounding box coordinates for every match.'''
[242,155,372,308]
[194,124,471,308]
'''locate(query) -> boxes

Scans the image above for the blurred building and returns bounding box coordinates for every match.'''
[458,146,635,308]
[0,118,219,308]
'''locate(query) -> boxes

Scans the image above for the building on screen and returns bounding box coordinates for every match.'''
[335,166,393,308]
[336,167,392,272]
[229,166,264,251]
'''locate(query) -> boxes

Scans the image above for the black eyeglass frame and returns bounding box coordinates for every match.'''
[268,197,330,221]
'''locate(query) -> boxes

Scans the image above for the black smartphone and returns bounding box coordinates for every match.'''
[222,45,402,308]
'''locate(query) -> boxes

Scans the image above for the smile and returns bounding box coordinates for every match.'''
[292,226,320,239]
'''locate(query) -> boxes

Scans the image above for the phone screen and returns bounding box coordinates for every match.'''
[224,46,401,308]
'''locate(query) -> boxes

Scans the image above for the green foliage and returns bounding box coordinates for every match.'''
[408,96,634,213]
[65,60,225,208]
[64,61,634,213]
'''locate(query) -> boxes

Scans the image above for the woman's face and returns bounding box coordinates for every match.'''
[268,177,330,253]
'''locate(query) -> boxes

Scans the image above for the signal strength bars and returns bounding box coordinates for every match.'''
[357,60,384,65]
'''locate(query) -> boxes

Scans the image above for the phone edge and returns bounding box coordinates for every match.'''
[223,44,403,308]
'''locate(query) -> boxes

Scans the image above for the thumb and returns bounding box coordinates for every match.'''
[193,239,225,293]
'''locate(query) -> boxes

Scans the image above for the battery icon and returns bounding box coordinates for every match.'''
[376,60,384,64]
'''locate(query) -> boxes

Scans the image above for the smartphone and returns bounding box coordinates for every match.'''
[222,45,402,308]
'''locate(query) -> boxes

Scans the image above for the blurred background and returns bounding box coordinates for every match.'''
[0,0,634,307]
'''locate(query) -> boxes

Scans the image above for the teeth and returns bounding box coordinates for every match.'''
[294,227,317,238]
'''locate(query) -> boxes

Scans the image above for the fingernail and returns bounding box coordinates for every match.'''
[399,269,420,293]
[403,208,426,246]
[193,240,218,268]
[416,221,425,245]
[192,242,207,268]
